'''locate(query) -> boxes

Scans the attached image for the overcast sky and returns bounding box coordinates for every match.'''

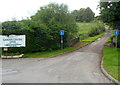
[0,0,100,22]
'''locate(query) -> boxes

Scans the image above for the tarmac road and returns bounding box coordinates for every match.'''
[2,29,112,83]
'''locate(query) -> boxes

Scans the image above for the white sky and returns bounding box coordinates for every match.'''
[0,0,100,22]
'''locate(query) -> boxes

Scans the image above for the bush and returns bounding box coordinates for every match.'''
[88,23,105,37]
[2,3,78,53]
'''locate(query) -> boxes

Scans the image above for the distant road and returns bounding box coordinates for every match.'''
[2,29,112,83]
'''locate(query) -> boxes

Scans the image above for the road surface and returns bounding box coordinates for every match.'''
[2,29,112,83]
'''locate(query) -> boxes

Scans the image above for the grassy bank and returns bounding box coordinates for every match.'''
[77,22,104,39]
[23,47,75,58]
[103,47,119,81]
[107,29,114,43]
[23,42,89,58]
[81,32,105,42]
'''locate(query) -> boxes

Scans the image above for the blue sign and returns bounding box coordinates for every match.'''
[114,30,119,35]
[60,30,64,35]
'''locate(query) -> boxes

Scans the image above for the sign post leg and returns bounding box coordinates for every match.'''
[61,35,63,49]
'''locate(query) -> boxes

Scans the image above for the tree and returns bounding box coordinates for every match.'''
[31,3,78,49]
[2,3,78,53]
[99,2,120,28]
[84,7,95,22]
[72,7,95,22]
[99,2,120,47]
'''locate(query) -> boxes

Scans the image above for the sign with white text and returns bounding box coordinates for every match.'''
[0,35,26,47]
[114,30,119,35]
[60,30,64,35]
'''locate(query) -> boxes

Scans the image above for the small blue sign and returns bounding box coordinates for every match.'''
[60,30,64,35]
[114,30,119,35]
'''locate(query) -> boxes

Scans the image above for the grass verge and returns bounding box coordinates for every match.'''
[107,30,114,43]
[1,39,92,58]
[23,47,75,58]
[81,32,105,42]
[103,47,119,81]
[23,42,89,58]
[76,22,104,39]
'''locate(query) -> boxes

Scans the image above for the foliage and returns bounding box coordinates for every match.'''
[107,30,114,43]
[99,2,120,28]
[99,2,120,47]
[2,3,78,53]
[81,32,105,42]
[72,7,95,22]
[77,22,105,39]
[31,3,78,49]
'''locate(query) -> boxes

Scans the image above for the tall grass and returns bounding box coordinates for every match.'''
[77,22,105,39]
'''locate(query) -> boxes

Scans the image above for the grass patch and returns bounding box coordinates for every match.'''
[77,22,104,39]
[103,47,119,81]
[77,22,98,39]
[81,32,105,42]
[107,30,115,43]
[105,24,115,43]
[23,42,89,58]
[23,47,75,58]
[2,52,20,56]
[2,42,89,58]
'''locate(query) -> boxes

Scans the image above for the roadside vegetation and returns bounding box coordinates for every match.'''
[77,22,105,39]
[81,32,105,42]
[99,2,120,47]
[103,47,119,81]
[2,3,78,53]
[107,32,114,43]
[105,25,115,43]
[23,41,90,58]
[2,22,105,58]
[1,3,105,58]
[23,47,75,58]
[102,26,119,81]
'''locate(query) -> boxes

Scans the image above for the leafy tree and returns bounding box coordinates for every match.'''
[31,3,78,49]
[2,3,78,53]
[99,2,120,47]
[99,2,120,28]
[84,7,95,22]
[72,7,95,22]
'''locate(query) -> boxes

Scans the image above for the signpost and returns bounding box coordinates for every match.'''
[60,30,64,49]
[114,30,119,48]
